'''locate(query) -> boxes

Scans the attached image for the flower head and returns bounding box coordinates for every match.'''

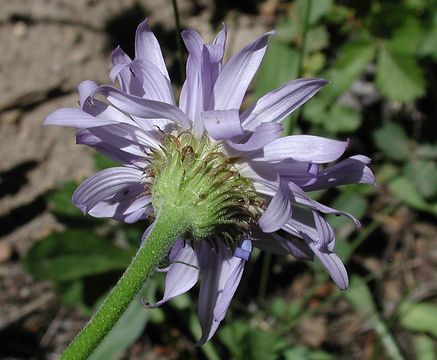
[45,20,374,344]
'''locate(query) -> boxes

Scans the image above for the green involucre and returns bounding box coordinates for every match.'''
[148,132,262,242]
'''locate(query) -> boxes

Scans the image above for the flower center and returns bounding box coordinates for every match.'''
[146,132,262,242]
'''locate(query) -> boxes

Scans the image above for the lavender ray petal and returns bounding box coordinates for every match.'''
[92,86,191,128]
[111,46,132,92]
[286,181,361,227]
[88,122,160,153]
[179,29,204,136]
[130,59,176,105]
[44,108,120,128]
[78,80,98,108]
[111,46,131,65]
[225,122,283,153]
[202,109,244,140]
[241,78,328,130]
[135,20,170,80]
[148,242,200,308]
[197,243,245,345]
[257,135,349,164]
[76,129,147,167]
[237,161,279,197]
[109,62,129,82]
[81,98,135,126]
[258,181,292,233]
[281,206,335,251]
[273,160,318,187]
[252,230,313,259]
[302,155,376,191]
[211,31,275,110]
[308,243,349,290]
[72,167,143,214]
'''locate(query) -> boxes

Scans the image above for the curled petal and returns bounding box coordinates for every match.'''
[78,80,98,108]
[111,46,132,92]
[202,109,244,140]
[76,129,147,167]
[253,230,313,260]
[308,243,349,290]
[88,186,152,223]
[148,241,200,308]
[72,167,143,214]
[225,122,283,154]
[92,86,191,129]
[286,181,361,227]
[282,206,335,251]
[303,155,375,191]
[241,78,328,130]
[259,181,292,233]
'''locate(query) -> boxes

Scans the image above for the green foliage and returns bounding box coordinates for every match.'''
[375,45,426,102]
[373,121,411,162]
[346,277,404,360]
[220,322,288,360]
[399,302,437,337]
[23,230,134,282]
[90,282,157,360]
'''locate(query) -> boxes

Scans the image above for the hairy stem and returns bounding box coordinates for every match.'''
[60,209,186,360]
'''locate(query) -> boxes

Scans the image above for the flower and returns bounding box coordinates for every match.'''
[44,20,375,344]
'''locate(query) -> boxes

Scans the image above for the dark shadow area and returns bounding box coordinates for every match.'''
[0,161,38,198]
[0,325,46,360]
[104,3,184,85]
[210,0,261,27]
[104,3,148,59]
[0,195,46,237]
[82,271,124,307]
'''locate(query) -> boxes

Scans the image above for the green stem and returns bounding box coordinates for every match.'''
[171,0,186,83]
[60,209,187,360]
[285,0,313,135]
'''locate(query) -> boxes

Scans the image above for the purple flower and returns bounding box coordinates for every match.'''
[45,20,374,344]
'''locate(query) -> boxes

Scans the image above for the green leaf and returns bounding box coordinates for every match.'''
[322,41,376,101]
[389,17,424,55]
[375,45,426,102]
[324,105,361,134]
[23,230,134,282]
[254,40,300,100]
[284,346,334,360]
[389,177,437,215]
[420,12,437,60]
[414,335,436,360]
[306,26,329,52]
[328,192,368,230]
[220,322,287,360]
[56,280,84,307]
[399,302,437,337]
[404,160,437,199]
[89,289,152,360]
[47,181,82,218]
[94,153,119,171]
[416,143,437,160]
[346,276,404,360]
[373,121,410,162]
[296,0,333,25]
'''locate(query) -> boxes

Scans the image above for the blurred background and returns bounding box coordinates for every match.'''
[0,0,436,359]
